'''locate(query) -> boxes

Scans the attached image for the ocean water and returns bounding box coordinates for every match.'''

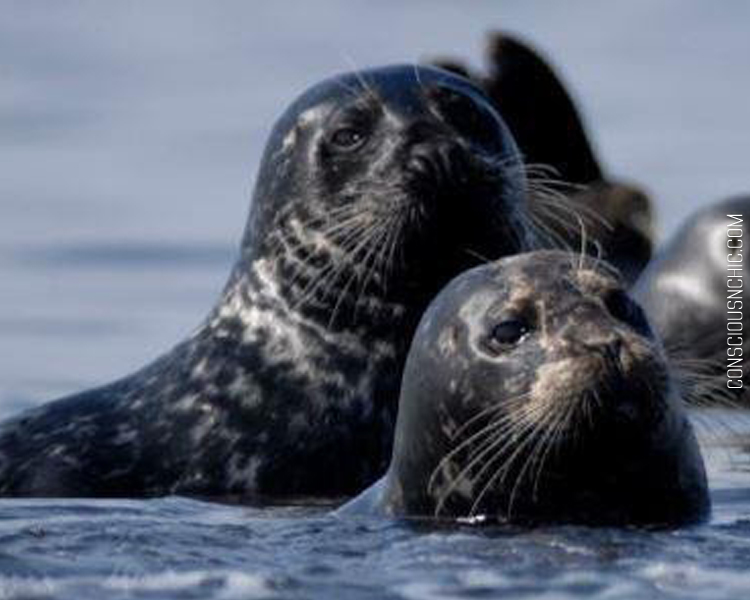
[0,421,749,600]
[2,1,750,598]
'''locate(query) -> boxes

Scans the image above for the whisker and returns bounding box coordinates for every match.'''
[469,405,559,517]
[432,400,548,515]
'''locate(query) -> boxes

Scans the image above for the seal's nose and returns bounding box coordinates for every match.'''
[557,310,624,363]
[405,138,467,191]
[585,337,625,376]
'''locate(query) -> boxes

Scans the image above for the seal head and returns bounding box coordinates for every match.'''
[344,251,709,526]
[241,64,530,320]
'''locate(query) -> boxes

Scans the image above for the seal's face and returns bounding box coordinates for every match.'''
[245,65,530,328]
[387,251,709,526]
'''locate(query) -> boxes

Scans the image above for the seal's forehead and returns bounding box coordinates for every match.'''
[358,65,488,100]
[487,251,623,302]
[288,64,490,117]
[263,63,499,153]
[424,252,625,338]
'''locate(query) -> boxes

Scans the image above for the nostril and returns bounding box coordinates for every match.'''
[604,339,624,368]
[578,336,623,366]
[437,144,467,183]
[406,153,435,181]
[407,141,466,185]
[443,143,464,163]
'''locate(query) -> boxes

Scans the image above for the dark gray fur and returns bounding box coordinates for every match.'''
[0,65,532,499]
[341,251,710,526]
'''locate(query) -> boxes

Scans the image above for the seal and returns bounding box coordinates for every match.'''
[634,194,750,400]
[433,32,654,283]
[0,65,535,499]
[340,251,710,526]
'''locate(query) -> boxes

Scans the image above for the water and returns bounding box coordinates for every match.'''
[1,432,750,600]
[2,1,750,598]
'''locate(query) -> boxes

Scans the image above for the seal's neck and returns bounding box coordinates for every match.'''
[379,403,450,517]
[226,201,426,340]
[209,251,415,351]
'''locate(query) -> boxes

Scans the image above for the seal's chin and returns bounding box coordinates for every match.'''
[465,421,672,526]
[448,357,679,524]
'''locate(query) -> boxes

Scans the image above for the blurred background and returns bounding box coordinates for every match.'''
[1,0,749,417]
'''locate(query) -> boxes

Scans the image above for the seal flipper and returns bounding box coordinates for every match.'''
[481,33,603,184]
[431,32,655,284]
[433,32,602,185]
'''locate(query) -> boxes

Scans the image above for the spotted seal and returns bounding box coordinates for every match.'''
[340,251,709,526]
[433,32,654,284]
[0,65,535,499]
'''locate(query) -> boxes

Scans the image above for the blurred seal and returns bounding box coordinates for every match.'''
[0,65,535,499]
[433,32,654,283]
[634,194,750,400]
[341,251,709,526]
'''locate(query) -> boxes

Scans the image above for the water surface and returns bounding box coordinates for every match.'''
[1,418,750,600]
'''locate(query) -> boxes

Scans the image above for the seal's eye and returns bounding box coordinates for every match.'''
[605,290,652,336]
[485,318,530,353]
[329,127,366,150]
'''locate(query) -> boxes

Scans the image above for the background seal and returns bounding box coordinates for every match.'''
[634,194,750,402]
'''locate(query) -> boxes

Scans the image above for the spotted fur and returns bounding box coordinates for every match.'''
[0,65,533,499]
